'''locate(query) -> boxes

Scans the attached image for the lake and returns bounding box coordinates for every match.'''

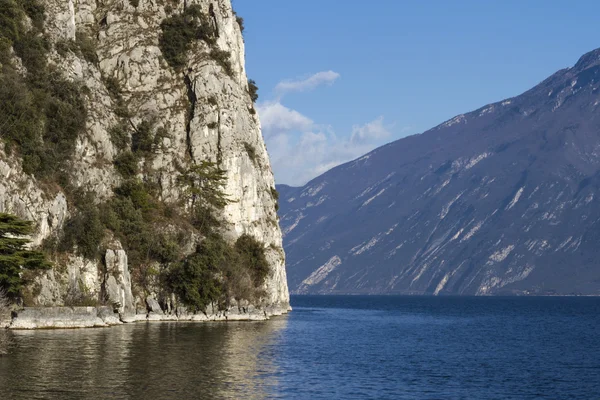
[1,296,599,399]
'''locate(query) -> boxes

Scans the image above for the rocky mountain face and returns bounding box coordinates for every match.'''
[279,48,600,296]
[0,0,289,318]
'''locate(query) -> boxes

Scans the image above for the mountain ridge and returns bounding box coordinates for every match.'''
[279,47,600,296]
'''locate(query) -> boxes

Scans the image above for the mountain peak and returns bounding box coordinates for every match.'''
[573,47,600,70]
[279,47,600,296]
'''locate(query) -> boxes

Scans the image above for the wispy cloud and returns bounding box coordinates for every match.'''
[350,116,392,144]
[257,101,313,135]
[258,71,406,186]
[275,71,340,96]
[260,104,397,185]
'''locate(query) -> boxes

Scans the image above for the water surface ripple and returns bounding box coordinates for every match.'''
[1,296,599,399]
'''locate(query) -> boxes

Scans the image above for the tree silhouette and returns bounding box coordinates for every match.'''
[0,213,51,297]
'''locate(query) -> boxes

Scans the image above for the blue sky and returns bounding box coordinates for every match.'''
[234,0,600,186]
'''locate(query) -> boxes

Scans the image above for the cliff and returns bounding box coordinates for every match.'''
[279,48,600,296]
[0,0,289,321]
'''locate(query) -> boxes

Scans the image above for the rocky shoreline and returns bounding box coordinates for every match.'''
[3,304,291,330]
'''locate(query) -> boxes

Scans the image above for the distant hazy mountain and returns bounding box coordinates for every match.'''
[278,48,600,296]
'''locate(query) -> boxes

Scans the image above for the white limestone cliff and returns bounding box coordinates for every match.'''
[0,0,290,321]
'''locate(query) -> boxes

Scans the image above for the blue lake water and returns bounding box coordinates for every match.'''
[1,296,599,399]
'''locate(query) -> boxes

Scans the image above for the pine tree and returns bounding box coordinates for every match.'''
[0,213,51,297]
[178,161,231,234]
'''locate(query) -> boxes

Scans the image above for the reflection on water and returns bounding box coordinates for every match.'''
[0,317,288,400]
[3,296,599,399]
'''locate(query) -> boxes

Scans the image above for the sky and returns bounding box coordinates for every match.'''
[233,0,600,186]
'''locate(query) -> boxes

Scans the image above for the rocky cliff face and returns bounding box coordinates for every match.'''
[279,48,600,296]
[0,0,289,317]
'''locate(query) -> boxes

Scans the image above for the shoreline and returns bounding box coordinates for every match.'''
[4,304,292,330]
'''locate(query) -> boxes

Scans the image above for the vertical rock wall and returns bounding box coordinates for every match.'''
[0,0,289,315]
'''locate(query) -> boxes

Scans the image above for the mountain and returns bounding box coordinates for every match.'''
[278,48,600,296]
[0,0,289,320]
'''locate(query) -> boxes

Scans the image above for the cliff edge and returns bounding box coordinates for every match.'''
[0,0,289,322]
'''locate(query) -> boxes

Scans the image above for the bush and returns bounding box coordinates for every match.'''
[248,79,258,102]
[159,5,215,70]
[167,233,270,311]
[234,234,269,288]
[21,0,45,30]
[109,123,131,149]
[210,49,233,77]
[270,187,280,211]
[131,120,155,155]
[59,192,105,260]
[112,121,161,178]
[0,213,51,297]
[167,235,227,312]
[114,151,139,178]
[235,16,244,33]
[0,1,87,182]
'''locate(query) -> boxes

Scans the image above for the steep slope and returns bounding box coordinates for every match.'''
[279,48,600,296]
[0,0,289,318]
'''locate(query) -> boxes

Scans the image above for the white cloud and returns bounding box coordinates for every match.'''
[260,107,396,186]
[257,101,313,135]
[275,71,340,96]
[258,71,405,186]
[350,116,392,144]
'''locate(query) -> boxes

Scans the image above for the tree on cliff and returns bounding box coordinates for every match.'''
[178,161,231,234]
[0,213,51,298]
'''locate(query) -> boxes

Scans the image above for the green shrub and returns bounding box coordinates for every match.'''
[235,15,244,33]
[0,213,51,297]
[248,79,258,102]
[59,192,105,260]
[114,151,138,178]
[167,234,228,312]
[109,123,131,148]
[21,0,45,30]
[167,233,270,311]
[111,120,161,178]
[114,180,158,214]
[210,49,233,77]
[0,0,86,182]
[131,120,155,155]
[129,0,139,8]
[234,234,269,288]
[207,121,218,129]
[159,5,215,70]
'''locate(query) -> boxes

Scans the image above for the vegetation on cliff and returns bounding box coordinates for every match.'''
[0,213,51,298]
[167,233,269,311]
[0,1,272,312]
[0,0,87,182]
[159,4,217,70]
[158,4,234,77]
